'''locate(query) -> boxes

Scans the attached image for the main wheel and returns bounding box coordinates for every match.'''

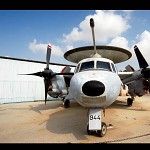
[127,98,133,106]
[63,99,70,108]
[97,122,107,137]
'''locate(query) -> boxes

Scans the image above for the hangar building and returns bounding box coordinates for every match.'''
[0,56,75,104]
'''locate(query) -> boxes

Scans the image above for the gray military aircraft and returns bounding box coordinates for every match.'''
[21,18,150,137]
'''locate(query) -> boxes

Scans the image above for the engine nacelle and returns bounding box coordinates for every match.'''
[47,77,68,99]
[127,78,149,97]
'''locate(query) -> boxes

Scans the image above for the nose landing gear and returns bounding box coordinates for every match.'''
[87,108,107,137]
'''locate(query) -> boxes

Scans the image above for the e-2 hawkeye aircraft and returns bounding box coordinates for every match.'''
[20,18,150,137]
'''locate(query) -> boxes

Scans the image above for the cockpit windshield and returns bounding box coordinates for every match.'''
[75,59,116,73]
[79,61,94,72]
[96,61,111,71]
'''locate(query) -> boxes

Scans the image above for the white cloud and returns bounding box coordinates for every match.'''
[134,30,150,65]
[63,10,130,45]
[29,39,63,57]
[108,36,129,50]
[66,45,74,50]
[118,30,150,70]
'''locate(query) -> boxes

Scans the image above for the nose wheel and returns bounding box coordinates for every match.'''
[96,122,107,137]
[87,122,107,137]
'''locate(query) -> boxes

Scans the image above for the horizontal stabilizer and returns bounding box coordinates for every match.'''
[125,65,135,72]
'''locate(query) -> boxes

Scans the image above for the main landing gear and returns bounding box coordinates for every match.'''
[63,99,70,108]
[127,97,134,106]
[86,108,107,137]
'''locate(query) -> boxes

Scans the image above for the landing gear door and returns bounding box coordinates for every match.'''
[89,108,101,130]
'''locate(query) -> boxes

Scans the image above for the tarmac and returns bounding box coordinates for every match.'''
[0,95,150,143]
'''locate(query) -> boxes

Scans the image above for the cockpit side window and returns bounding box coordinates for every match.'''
[96,61,111,71]
[111,63,116,73]
[79,61,94,72]
[75,63,80,73]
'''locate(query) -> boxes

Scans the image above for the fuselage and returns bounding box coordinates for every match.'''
[69,57,122,108]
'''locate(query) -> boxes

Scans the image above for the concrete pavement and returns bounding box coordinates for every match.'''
[0,95,150,143]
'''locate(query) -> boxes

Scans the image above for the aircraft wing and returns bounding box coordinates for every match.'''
[118,71,133,81]
[118,64,135,81]
[118,71,136,84]
[118,69,146,85]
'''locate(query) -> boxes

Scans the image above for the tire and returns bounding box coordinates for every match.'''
[127,98,133,106]
[97,122,107,137]
[87,123,92,135]
[64,99,70,108]
[87,123,95,135]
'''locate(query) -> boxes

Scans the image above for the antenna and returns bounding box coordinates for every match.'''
[90,18,101,58]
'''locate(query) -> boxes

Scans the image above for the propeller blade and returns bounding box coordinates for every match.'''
[44,78,51,105]
[46,45,52,69]
[142,68,150,78]
[134,45,149,69]
[18,71,43,77]
[51,72,74,78]
[148,78,150,91]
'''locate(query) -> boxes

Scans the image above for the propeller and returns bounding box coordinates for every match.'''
[26,45,53,105]
[19,45,73,105]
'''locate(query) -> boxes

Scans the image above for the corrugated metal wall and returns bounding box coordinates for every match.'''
[0,58,70,104]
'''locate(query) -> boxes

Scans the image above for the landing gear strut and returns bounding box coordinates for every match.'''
[87,108,107,137]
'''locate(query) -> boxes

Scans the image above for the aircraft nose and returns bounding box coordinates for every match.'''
[82,80,105,96]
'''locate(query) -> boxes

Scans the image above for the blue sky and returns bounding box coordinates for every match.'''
[0,10,150,71]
